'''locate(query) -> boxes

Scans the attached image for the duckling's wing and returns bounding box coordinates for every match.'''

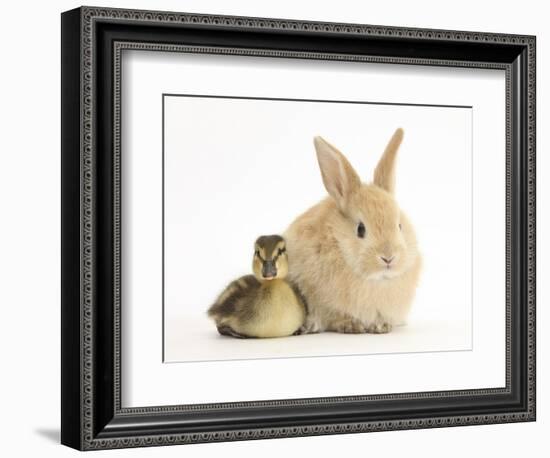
[208,275,261,319]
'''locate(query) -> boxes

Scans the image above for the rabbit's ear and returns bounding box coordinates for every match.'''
[314,136,361,211]
[373,128,404,194]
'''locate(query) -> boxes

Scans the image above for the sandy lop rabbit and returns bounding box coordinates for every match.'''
[284,128,421,334]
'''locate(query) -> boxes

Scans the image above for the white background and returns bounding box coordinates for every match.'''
[0,0,545,457]
[124,46,505,407]
[163,95,474,362]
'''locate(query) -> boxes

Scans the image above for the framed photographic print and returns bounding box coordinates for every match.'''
[61,6,536,450]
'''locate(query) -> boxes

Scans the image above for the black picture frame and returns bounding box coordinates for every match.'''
[61,6,536,451]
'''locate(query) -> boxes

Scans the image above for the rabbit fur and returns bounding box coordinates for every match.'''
[284,128,421,334]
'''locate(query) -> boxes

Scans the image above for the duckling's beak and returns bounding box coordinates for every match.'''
[262,260,277,279]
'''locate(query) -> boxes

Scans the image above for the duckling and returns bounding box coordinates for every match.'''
[207,235,307,338]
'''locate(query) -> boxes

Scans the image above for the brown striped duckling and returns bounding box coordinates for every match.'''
[207,235,307,338]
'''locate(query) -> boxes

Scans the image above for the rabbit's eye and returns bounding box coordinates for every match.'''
[357,222,366,239]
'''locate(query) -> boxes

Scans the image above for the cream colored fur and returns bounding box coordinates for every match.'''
[284,129,422,334]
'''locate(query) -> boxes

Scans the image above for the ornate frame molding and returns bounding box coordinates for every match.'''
[61,6,536,450]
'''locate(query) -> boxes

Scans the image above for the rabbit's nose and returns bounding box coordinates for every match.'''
[380,255,394,265]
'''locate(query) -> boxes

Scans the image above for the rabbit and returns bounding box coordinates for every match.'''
[284,128,421,334]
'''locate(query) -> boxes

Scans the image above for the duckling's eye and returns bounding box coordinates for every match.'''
[277,247,286,256]
[357,222,366,239]
[399,223,402,231]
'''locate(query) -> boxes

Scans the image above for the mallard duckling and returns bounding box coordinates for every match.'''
[207,235,307,338]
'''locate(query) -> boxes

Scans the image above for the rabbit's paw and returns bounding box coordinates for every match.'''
[366,321,393,334]
[333,317,367,334]
[293,327,308,335]
[296,318,322,334]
